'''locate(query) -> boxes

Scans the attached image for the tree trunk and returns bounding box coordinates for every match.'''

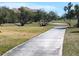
[21,23,24,26]
[77,19,79,27]
[77,15,79,27]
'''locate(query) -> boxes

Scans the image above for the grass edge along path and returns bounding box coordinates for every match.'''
[0,23,53,55]
[63,27,79,56]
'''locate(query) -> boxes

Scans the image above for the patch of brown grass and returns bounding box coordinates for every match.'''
[0,23,53,55]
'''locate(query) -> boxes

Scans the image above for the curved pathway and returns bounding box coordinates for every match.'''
[3,24,66,56]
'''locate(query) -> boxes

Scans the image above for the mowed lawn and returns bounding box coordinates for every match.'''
[63,20,79,56]
[0,22,53,55]
[63,28,79,56]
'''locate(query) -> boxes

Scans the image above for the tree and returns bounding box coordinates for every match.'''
[0,8,4,25]
[74,4,79,27]
[33,9,48,26]
[64,6,68,20]
[0,7,10,25]
[19,7,33,26]
[36,9,49,26]
[8,10,18,23]
[48,11,58,21]
[64,2,74,27]
[34,9,59,26]
[39,10,48,26]
[35,9,43,22]
[33,10,41,22]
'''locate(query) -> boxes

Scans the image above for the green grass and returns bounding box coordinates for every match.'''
[0,22,53,55]
[52,19,65,23]
[62,19,79,56]
[52,19,77,27]
[0,19,78,56]
[63,28,79,56]
[53,19,79,55]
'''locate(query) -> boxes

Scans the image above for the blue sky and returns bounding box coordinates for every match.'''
[0,2,79,16]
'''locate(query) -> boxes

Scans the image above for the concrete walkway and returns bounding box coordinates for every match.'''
[3,25,66,56]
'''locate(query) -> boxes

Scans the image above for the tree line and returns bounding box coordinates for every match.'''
[0,2,79,27]
[0,6,59,26]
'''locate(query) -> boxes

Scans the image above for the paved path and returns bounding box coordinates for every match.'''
[3,25,66,56]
